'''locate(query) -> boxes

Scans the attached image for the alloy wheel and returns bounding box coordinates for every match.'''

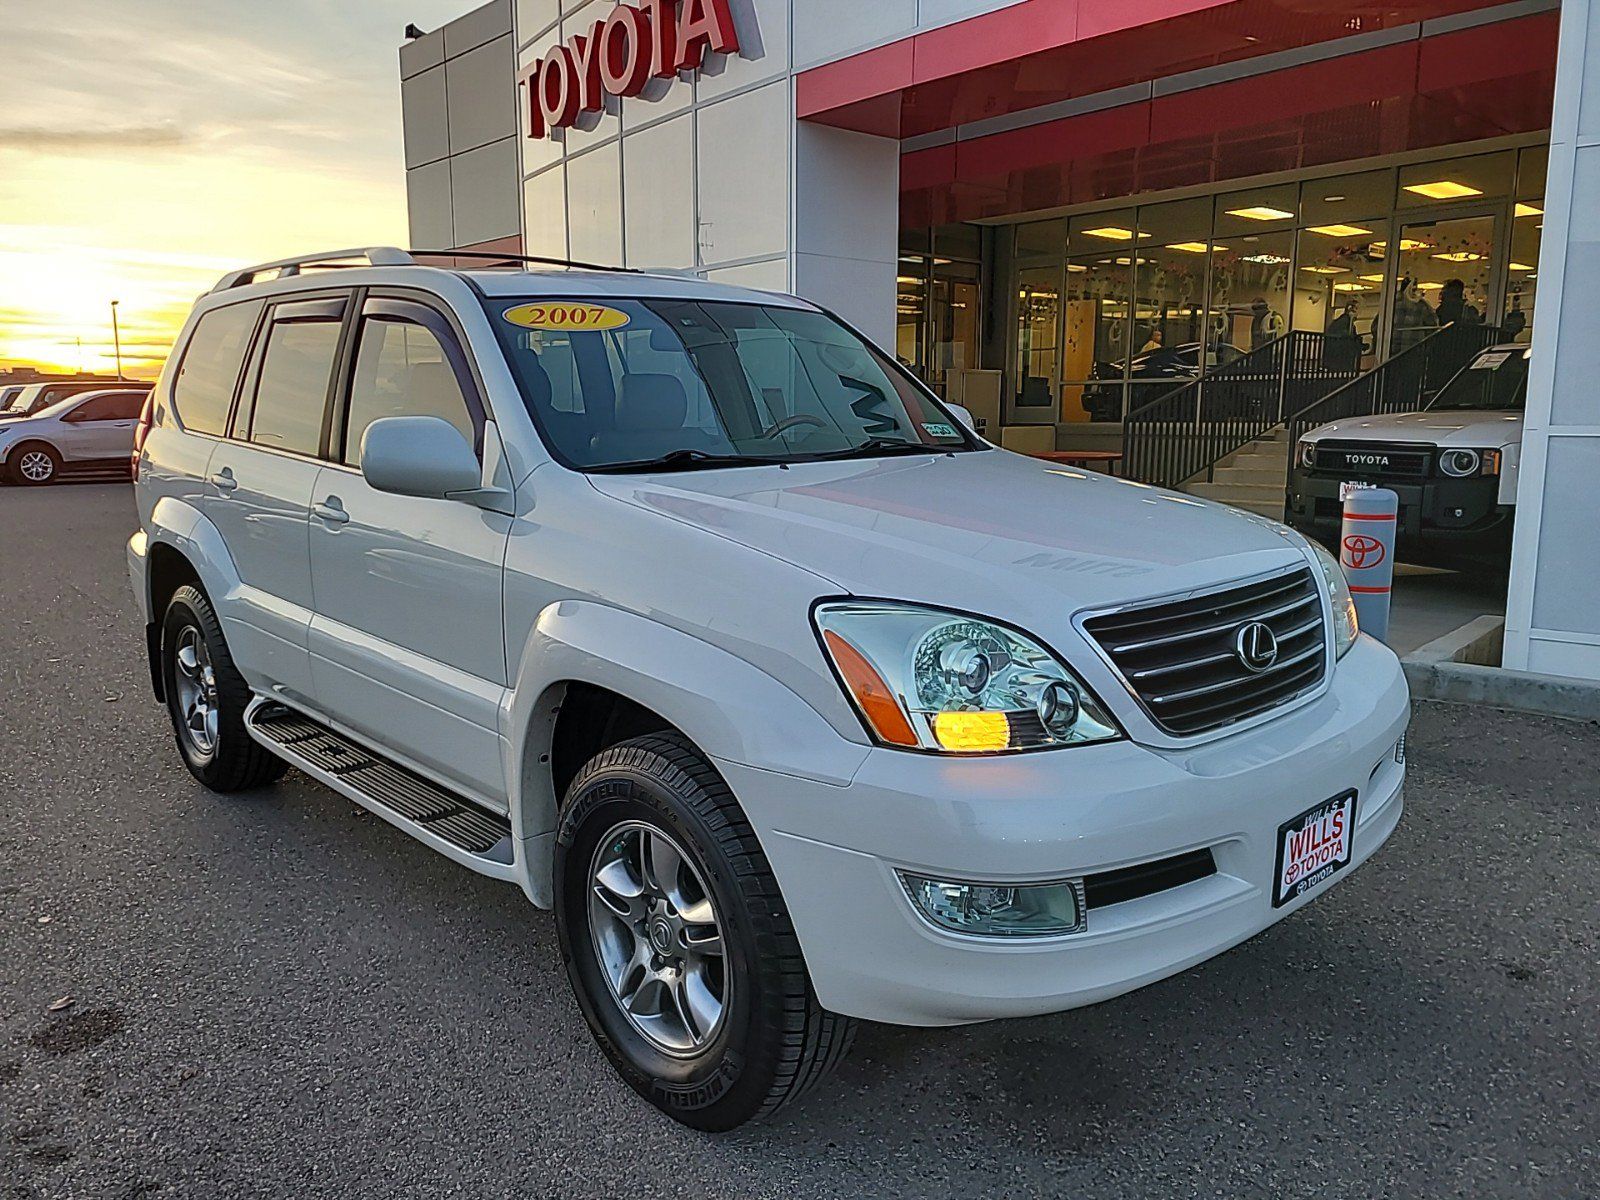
[18,451,53,482]
[587,820,728,1056]
[172,625,220,756]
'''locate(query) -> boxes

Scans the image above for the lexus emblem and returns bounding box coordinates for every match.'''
[1235,621,1279,674]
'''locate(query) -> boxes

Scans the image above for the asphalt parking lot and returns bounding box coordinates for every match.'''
[3,482,1597,1199]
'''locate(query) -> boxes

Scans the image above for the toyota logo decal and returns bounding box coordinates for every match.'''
[1342,533,1386,570]
[1235,621,1279,674]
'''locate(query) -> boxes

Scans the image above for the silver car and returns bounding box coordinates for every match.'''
[0,388,148,485]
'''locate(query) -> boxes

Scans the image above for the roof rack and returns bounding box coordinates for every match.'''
[210,246,639,294]
[407,248,640,274]
[211,247,415,292]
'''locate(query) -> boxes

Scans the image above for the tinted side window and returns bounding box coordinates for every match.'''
[248,319,341,456]
[72,393,143,421]
[343,319,476,466]
[173,302,261,436]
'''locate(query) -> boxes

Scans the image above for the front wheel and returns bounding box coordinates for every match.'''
[8,443,60,485]
[555,734,853,1130]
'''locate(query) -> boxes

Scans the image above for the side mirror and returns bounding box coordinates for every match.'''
[360,416,484,501]
[946,403,976,433]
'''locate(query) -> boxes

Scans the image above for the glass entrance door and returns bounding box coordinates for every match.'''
[1386,212,1500,355]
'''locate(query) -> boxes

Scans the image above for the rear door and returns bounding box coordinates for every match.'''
[306,293,511,805]
[200,293,349,701]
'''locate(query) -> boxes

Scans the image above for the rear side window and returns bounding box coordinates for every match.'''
[173,301,262,436]
[72,392,144,421]
[343,318,477,465]
[247,318,342,456]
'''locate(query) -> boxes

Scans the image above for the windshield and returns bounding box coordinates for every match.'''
[1428,348,1531,412]
[483,297,978,470]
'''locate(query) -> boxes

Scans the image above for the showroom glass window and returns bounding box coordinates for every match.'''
[1014,218,1065,420]
[1127,197,1215,419]
[1295,169,1393,373]
[1063,208,1138,422]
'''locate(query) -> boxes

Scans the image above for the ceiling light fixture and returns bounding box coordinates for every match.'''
[1433,251,1484,262]
[1306,224,1372,237]
[1403,180,1483,200]
[1226,205,1296,221]
[1167,241,1225,254]
[1081,227,1147,241]
[1300,265,1346,274]
[1514,203,1543,218]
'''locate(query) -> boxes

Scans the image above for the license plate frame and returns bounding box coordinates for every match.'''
[1272,790,1358,908]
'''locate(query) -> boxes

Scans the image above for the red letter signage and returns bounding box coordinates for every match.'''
[519,0,743,137]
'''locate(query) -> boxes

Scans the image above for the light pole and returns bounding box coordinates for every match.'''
[110,300,123,380]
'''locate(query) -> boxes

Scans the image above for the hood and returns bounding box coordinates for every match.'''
[588,448,1310,633]
[1306,409,1523,448]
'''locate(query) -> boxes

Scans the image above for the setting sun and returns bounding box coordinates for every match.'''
[0,0,467,380]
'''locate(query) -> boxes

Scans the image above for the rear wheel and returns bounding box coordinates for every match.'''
[8,443,60,485]
[160,585,287,792]
[555,733,853,1130]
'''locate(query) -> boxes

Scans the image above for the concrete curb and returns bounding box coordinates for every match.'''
[1401,614,1600,720]
[1401,659,1600,721]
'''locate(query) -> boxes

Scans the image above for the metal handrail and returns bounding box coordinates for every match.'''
[1120,331,1359,490]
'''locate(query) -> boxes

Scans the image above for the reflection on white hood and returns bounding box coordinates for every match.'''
[589,448,1311,629]
[1304,409,1523,448]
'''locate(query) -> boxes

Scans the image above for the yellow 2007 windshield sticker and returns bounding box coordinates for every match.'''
[503,302,630,331]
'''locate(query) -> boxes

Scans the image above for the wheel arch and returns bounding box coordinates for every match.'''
[504,601,868,908]
[140,497,244,700]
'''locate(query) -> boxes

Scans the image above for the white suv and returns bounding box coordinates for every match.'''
[129,248,1409,1129]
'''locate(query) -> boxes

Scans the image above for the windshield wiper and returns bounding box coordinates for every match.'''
[588,448,790,474]
[806,438,960,462]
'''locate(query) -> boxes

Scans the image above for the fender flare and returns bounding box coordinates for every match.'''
[145,494,244,617]
[501,600,868,906]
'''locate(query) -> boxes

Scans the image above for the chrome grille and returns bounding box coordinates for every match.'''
[1314,440,1432,478]
[1082,567,1328,737]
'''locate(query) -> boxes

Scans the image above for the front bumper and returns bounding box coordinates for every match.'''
[1288,469,1512,566]
[716,635,1409,1026]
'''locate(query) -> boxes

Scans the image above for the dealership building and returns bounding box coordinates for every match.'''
[399,0,1600,685]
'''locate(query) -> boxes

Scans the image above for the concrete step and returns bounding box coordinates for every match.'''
[1221,448,1292,469]
[1187,481,1285,507]
[1207,467,1285,486]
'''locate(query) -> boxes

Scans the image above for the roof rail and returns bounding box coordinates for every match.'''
[211,247,415,293]
[209,246,641,294]
[406,249,639,274]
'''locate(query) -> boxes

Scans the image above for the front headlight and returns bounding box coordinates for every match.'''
[1309,542,1358,659]
[814,602,1122,753]
[1297,439,1316,469]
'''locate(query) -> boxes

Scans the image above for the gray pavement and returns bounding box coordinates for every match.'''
[2,482,1596,1199]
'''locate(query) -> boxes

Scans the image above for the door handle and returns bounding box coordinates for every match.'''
[313,498,350,526]
[209,469,238,493]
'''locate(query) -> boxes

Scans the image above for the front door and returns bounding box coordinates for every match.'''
[306,296,510,807]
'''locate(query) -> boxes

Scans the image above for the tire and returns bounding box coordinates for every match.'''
[555,733,854,1130]
[8,442,61,485]
[160,584,287,792]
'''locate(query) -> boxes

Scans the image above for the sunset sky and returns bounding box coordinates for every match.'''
[1,0,471,379]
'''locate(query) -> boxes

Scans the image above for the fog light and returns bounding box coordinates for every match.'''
[900,873,1086,937]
